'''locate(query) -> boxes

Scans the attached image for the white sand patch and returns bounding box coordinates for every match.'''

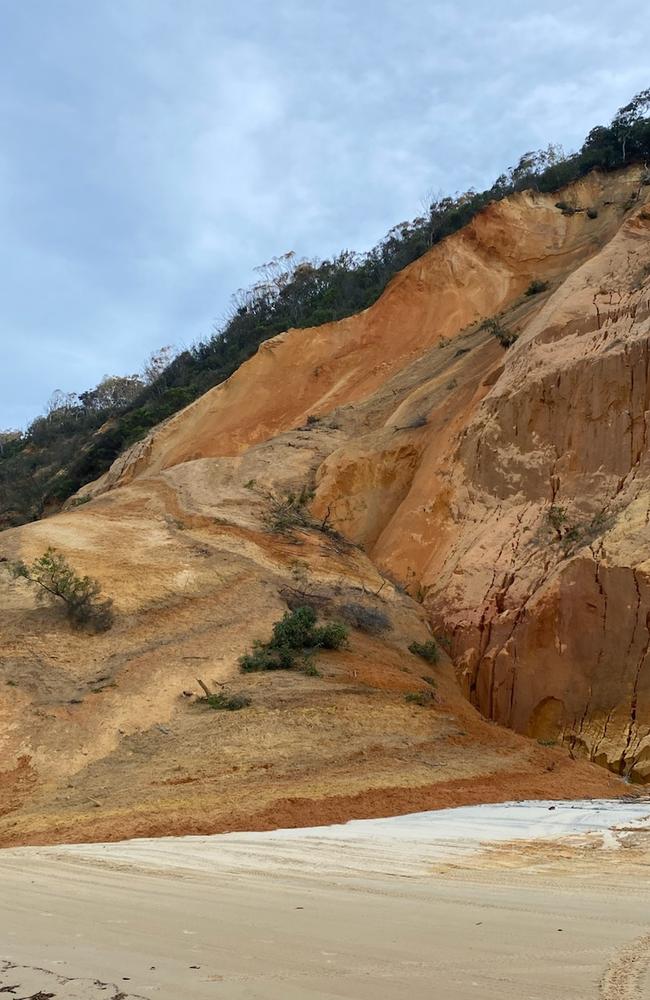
[15,797,650,880]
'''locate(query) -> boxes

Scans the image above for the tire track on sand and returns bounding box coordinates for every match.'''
[600,933,650,999]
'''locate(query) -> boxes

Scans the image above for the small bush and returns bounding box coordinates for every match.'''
[586,207,598,219]
[312,621,348,650]
[240,606,348,674]
[301,657,323,678]
[239,641,296,672]
[262,485,315,534]
[481,317,517,349]
[305,414,319,426]
[271,606,318,649]
[544,505,611,557]
[405,691,434,706]
[422,675,437,688]
[409,639,439,664]
[525,279,549,296]
[338,602,391,635]
[201,692,251,711]
[547,504,568,533]
[555,200,576,215]
[11,547,113,632]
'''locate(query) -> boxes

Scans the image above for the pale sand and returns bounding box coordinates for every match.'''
[1,800,649,999]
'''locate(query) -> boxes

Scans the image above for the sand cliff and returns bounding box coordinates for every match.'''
[1,166,649,845]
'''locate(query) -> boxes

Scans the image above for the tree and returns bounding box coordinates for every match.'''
[142,346,177,387]
[45,390,79,416]
[0,430,23,457]
[11,547,114,631]
[612,89,650,160]
[78,374,144,411]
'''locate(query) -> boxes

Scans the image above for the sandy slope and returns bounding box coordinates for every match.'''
[1,800,649,1000]
[1,166,649,847]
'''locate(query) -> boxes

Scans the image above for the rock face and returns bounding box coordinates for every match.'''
[1,166,649,847]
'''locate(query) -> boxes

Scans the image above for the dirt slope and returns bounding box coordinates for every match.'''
[1,167,648,846]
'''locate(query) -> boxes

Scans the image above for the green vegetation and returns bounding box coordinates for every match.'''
[481,316,518,349]
[2,90,649,525]
[525,279,549,296]
[10,547,113,632]
[262,485,316,534]
[404,690,435,706]
[239,606,348,673]
[545,505,610,556]
[199,692,251,711]
[408,639,439,664]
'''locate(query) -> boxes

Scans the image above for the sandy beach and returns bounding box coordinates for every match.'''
[1,800,649,999]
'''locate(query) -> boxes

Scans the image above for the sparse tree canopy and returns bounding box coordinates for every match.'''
[11,547,114,632]
[142,346,177,386]
[78,374,144,411]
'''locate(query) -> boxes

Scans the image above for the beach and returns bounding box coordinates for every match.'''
[1,799,649,999]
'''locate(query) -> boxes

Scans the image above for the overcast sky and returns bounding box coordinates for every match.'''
[1,1,648,428]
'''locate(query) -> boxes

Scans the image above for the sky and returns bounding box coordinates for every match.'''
[1,1,648,429]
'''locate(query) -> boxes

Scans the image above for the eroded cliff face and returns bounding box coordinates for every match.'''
[1,167,649,847]
[422,198,650,781]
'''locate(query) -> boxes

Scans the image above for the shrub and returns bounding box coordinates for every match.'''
[262,485,316,534]
[271,606,318,648]
[481,317,517,349]
[312,621,348,650]
[525,279,549,296]
[338,602,391,635]
[555,200,576,215]
[11,547,113,632]
[405,691,434,706]
[200,692,251,711]
[301,657,323,678]
[546,504,568,533]
[409,639,439,664]
[544,505,611,557]
[240,606,348,674]
[586,207,599,219]
[239,641,296,672]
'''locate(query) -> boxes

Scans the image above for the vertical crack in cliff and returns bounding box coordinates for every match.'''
[593,560,608,683]
[621,571,650,777]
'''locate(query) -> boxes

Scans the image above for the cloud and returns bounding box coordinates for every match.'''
[0,0,648,427]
